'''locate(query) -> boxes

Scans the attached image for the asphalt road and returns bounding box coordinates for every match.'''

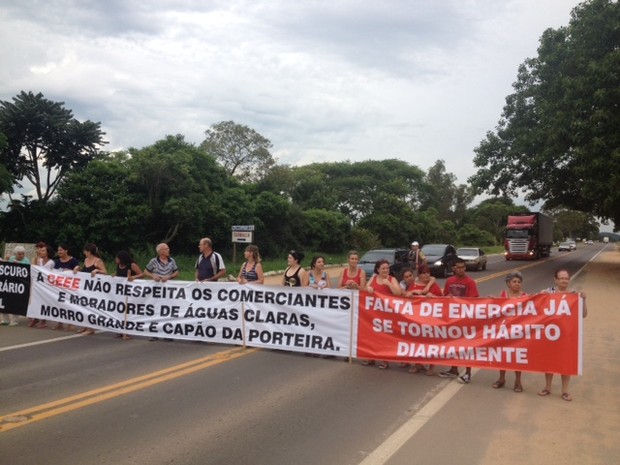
[0,243,612,465]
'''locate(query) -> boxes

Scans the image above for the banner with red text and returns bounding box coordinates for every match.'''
[358,291,583,375]
[28,267,353,356]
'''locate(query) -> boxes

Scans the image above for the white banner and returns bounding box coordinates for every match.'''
[28,267,357,357]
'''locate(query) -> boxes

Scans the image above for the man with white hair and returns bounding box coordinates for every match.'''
[1,246,30,326]
[144,243,179,283]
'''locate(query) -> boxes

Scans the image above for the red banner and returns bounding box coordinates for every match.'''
[357,291,583,375]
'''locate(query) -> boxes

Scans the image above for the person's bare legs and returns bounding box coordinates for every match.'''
[561,375,572,401]
[538,373,553,396]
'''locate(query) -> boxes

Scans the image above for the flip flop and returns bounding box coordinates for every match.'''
[514,384,523,393]
[538,389,551,396]
[492,380,505,389]
[562,392,573,402]
[408,366,421,374]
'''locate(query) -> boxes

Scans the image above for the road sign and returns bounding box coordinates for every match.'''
[232,225,255,231]
[232,231,254,243]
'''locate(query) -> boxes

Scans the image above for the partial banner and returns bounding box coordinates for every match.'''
[28,267,354,357]
[357,290,583,375]
[0,262,31,316]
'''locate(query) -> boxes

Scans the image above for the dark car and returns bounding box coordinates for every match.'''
[421,244,458,278]
[457,247,487,271]
[358,248,409,278]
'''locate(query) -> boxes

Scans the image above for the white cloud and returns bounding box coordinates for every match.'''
[1,0,581,182]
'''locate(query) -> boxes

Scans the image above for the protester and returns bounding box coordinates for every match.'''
[29,243,55,328]
[493,271,527,392]
[113,250,143,340]
[52,244,80,330]
[308,255,330,289]
[144,243,179,341]
[237,244,264,284]
[363,259,403,369]
[439,258,480,383]
[1,246,30,327]
[538,268,588,401]
[282,250,308,287]
[195,238,226,282]
[401,266,441,298]
[407,241,426,270]
[114,250,143,281]
[144,243,179,283]
[75,243,107,277]
[337,250,366,290]
[399,266,442,375]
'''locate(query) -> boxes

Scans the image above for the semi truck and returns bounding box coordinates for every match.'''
[504,212,554,260]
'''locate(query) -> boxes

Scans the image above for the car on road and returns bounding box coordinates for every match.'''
[568,241,577,250]
[358,248,409,278]
[558,241,573,251]
[456,247,487,271]
[420,244,458,278]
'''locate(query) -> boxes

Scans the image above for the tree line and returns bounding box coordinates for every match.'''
[1,0,613,258]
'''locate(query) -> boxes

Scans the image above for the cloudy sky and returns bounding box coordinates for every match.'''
[1,0,582,187]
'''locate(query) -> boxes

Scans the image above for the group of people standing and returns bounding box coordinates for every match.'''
[4,239,586,400]
[357,245,586,402]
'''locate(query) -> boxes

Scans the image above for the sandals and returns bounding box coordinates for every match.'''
[514,383,523,393]
[562,392,573,402]
[538,389,551,396]
[408,365,421,374]
[492,380,506,389]
[360,360,374,366]
[378,361,390,369]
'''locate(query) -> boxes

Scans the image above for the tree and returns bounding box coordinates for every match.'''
[200,121,276,183]
[302,209,351,253]
[0,91,106,203]
[469,0,620,224]
[419,160,474,223]
[0,133,12,195]
[127,135,236,251]
[467,198,527,245]
[550,207,599,240]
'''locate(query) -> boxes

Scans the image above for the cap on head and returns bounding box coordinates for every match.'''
[411,241,419,246]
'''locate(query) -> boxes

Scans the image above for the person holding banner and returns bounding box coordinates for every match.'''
[439,258,480,383]
[363,259,403,369]
[113,251,143,340]
[52,244,81,330]
[75,244,107,335]
[538,268,588,402]
[308,255,330,289]
[145,243,179,283]
[401,266,441,298]
[400,266,442,375]
[29,243,55,328]
[0,246,30,327]
[282,250,308,287]
[338,250,366,290]
[237,244,264,284]
[114,250,143,281]
[493,271,527,392]
[75,244,107,277]
[195,238,226,282]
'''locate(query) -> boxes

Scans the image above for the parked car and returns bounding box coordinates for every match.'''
[358,248,409,278]
[420,244,458,278]
[568,241,577,250]
[558,242,572,251]
[456,247,487,271]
